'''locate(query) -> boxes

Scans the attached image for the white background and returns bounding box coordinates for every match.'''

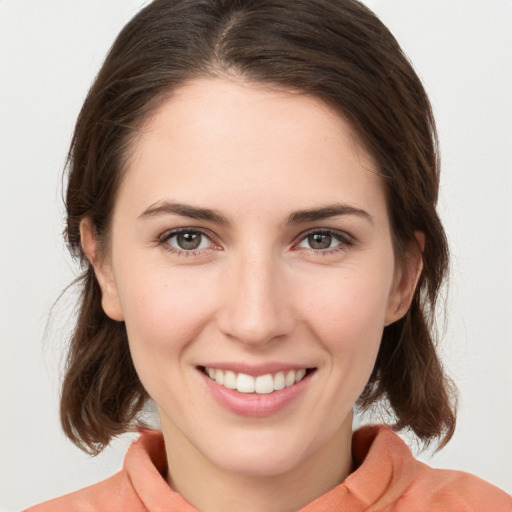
[1,1,511,510]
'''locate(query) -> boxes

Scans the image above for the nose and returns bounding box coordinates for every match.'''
[217,250,295,347]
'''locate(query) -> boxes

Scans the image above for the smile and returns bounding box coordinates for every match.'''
[203,367,311,394]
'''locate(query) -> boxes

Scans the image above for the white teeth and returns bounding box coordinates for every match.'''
[255,374,274,394]
[214,368,224,385]
[204,367,309,394]
[224,370,237,389]
[285,370,296,387]
[236,373,255,393]
[274,371,285,390]
[295,368,306,382]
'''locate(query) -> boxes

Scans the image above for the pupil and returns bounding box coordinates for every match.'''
[177,232,201,250]
[309,233,331,249]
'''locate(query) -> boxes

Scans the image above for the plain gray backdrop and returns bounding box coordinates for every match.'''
[1,1,511,510]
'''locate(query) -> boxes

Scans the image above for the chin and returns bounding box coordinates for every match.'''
[195,426,329,478]
[210,446,307,478]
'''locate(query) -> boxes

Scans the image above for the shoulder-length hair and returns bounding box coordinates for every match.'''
[61,0,456,454]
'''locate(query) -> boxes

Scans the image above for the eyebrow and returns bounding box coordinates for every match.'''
[288,204,373,225]
[139,201,372,226]
[139,201,230,225]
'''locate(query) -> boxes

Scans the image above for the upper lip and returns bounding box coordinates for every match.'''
[198,362,315,377]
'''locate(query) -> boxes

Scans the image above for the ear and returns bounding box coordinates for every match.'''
[80,218,124,322]
[385,231,424,326]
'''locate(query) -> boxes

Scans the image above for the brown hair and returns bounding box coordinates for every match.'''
[61,0,456,454]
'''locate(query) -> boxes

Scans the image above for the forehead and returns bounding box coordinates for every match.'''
[120,78,386,221]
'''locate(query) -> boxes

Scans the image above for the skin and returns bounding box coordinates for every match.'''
[82,78,422,512]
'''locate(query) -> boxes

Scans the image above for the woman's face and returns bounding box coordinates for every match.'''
[90,78,415,478]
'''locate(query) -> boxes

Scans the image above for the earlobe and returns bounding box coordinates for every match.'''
[385,231,424,326]
[80,218,124,322]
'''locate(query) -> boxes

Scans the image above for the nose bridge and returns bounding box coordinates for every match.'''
[219,244,292,346]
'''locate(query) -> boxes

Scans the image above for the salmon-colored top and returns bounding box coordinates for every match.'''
[26,425,511,512]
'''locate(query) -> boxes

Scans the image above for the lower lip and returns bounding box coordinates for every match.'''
[199,370,314,417]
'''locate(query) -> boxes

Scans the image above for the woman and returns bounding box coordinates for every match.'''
[24,0,511,510]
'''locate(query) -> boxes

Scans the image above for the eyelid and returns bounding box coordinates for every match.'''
[157,227,221,254]
[293,228,355,252]
[156,226,355,256]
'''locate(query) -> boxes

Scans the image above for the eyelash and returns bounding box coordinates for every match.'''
[157,228,219,257]
[293,228,355,255]
[157,228,355,256]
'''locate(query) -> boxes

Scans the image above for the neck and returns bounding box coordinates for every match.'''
[161,415,354,512]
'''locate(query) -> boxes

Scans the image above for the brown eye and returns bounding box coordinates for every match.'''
[176,232,202,250]
[160,229,215,253]
[307,233,332,250]
[296,230,353,253]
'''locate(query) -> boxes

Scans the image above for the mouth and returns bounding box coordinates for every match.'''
[199,366,316,395]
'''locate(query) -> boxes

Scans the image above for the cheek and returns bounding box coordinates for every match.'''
[304,270,392,336]
[298,263,393,379]
[115,263,217,353]
[114,264,221,405]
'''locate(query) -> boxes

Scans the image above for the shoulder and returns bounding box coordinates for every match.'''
[401,463,512,511]
[24,430,167,512]
[24,471,136,512]
[347,425,512,511]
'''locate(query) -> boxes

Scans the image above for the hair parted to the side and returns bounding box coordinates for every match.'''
[61,0,456,455]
